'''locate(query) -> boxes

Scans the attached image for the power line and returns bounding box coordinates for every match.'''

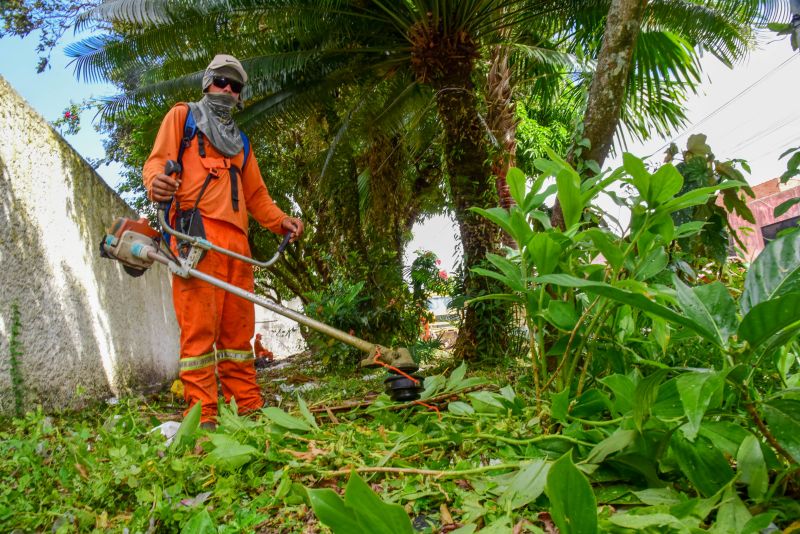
[649,53,800,157]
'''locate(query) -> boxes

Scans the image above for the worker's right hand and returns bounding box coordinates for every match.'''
[149,173,181,202]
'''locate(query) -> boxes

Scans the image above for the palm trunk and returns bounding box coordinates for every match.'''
[431,75,502,361]
[487,44,518,248]
[551,0,648,229]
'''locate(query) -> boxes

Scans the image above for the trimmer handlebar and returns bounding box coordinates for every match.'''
[157,160,291,268]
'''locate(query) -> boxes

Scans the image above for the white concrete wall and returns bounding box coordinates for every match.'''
[0,76,180,413]
[254,297,307,359]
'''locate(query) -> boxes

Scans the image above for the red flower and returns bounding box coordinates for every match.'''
[438,270,448,280]
[435,259,441,265]
[64,111,71,118]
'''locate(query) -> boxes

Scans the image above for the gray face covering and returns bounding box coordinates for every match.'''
[188,92,244,157]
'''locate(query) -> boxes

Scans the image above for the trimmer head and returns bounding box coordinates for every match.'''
[360,346,424,401]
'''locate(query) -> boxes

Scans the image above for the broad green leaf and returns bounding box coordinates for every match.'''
[523,183,558,213]
[670,432,734,497]
[546,452,598,534]
[471,267,521,293]
[526,233,561,275]
[772,197,800,218]
[659,181,743,213]
[550,388,570,423]
[582,228,624,270]
[774,197,800,218]
[608,512,684,530]
[742,513,779,534]
[738,293,800,354]
[673,277,735,347]
[346,471,413,534]
[709,487,752,534]
[624,153,651,201]
[170,401,201,452]
[206,434,257,471]
[447,401,475,416]
[651,315,670,353]
[534,274,720,343]
[634,246,668,281]
[486,253,524,290]
[649,164,684,205]
[446,363,468,390]
[652,377,685,418]
[506,167,527,207]
[498,459,549,510]
[741,230,800,314]
[693,282,737,344]
[585,429,637,464]
[556,168,582,229]
[307,488,360,534]
[633,370,668,432]
[262,407,312,432]
[480,517,513,533]
[509,209,534,249]
[544,300,578,330]
[600,374,636,415]
[467,391,506,414]
[762,399,800,463]
[470,207,514,239]
[296,395,320,431]
[534,157,563,178]
[570,389,612,418]
[676,370,726,441]
[181,509,216,534]
[674,221,706,239]
[736,434,768,501]
[632,488,683,506]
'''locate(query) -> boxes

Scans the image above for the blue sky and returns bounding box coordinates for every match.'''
[2,31,799,273]
[0,32,125,188]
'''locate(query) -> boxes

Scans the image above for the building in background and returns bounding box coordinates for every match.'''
[726,178,800,261]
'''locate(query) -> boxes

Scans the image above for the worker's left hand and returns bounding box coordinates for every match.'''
[281,217,304,242]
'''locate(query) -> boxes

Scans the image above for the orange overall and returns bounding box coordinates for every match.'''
[144,103,288,423]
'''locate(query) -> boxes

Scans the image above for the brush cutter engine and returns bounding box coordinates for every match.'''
[100,217,162,277]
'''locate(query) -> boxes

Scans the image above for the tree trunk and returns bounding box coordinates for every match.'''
[432,75,502,362]
[581,0,648,166]
[487,44,518,248]
[551,0,648,228]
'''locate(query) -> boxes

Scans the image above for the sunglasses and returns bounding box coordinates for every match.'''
[211,76,244,93]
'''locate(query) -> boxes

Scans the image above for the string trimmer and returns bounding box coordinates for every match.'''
[100,160,424,402]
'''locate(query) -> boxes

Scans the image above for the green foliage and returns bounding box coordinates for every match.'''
[3,353,800,532]
[472,152,800,524]
[409,250,453,306]
[307,471,413,534]
[668,134,755,266]
[0,0,97,72]
[774,146,800,217]
[304,279,372,371]
[8,302,25,418]
[50,101,87,136]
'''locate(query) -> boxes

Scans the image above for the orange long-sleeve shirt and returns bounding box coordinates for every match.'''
[143,103,288,235]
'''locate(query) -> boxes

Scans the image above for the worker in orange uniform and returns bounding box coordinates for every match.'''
[253,333,274,369]
[144,54,304,429]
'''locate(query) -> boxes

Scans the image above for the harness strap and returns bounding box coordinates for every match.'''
[229,165,241,212]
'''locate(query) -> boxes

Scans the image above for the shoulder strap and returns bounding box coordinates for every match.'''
[177,105,198,168]
[240,130,250,172]
[163,105,198,248]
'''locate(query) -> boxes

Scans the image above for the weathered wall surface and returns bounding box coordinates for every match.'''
[0,76,179,413]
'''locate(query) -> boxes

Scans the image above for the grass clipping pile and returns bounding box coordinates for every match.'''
[2,356,798,533]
